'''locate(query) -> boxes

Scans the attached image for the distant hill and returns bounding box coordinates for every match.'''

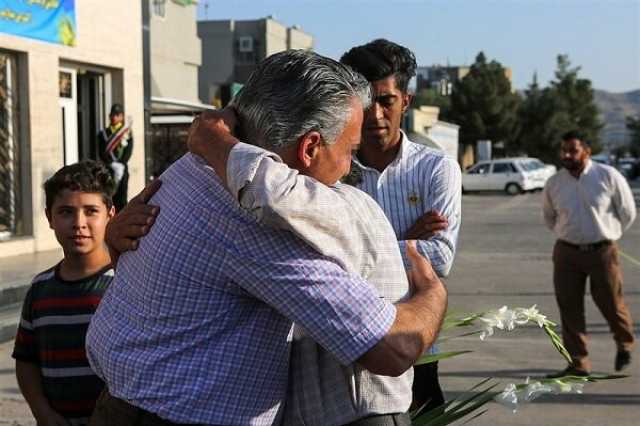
[594,89,640,149]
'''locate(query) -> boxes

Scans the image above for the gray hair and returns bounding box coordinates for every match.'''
[230,50,371,150]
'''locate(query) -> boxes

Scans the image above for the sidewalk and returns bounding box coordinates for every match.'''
[0,249,62,343]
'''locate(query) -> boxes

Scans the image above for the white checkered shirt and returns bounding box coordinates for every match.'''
[227,144,412,425]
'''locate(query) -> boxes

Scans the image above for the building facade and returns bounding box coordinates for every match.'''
[404,106,460,161]
[197,17,314,106]
[148,0,209,180]
[0,0,145,258]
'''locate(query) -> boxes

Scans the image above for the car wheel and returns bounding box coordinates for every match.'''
[505,183,522,195]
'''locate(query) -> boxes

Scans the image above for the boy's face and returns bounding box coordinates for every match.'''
[46,190,115,257]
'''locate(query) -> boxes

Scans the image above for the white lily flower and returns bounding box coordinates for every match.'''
[479,324,494,341]
[495,383,519,412]
[523,381,555,402]
[516,305,548,328]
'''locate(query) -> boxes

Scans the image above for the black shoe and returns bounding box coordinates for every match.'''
[545,366,590,379]
[615,350,631,372]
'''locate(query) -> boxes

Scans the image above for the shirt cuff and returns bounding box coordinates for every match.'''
[337,300,397,366]
[226,142,282,202]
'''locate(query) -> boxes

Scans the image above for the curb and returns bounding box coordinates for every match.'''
[0,281,30,310]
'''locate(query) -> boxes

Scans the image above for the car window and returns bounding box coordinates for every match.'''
[492,163,516,173]
[468,163,491,174]
[520,161,537,172]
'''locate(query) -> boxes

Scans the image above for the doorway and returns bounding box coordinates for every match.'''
[59,66,108,165]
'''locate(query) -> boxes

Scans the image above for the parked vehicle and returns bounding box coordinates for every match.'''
[462,158,548,195]
[529,158,557,180]
[616,158,639,180]
[591,154,612,165]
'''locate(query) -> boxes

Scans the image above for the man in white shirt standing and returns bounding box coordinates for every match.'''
[340,39,462,411]
[543,130,636,377]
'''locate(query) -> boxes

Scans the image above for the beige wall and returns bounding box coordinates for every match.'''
[150,1,201,103]
[0,0,144,258]
[287,27,314,50]
[265,19,288,57]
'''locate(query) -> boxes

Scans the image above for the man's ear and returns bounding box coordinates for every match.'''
[402,93,413,114]
[297,131,323,168]
[107,205,116,220]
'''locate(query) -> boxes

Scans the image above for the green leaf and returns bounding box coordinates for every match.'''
[414,350,472,366]
[543,323,572,363]
[412,379,498,425]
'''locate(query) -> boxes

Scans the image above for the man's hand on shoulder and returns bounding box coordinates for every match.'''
[404,210,448,240]
[187,108,239,187]
[106,179,162,266]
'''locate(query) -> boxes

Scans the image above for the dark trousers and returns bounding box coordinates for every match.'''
[553,241,635,371]
[89,388,192,426]
[411,361,445,412]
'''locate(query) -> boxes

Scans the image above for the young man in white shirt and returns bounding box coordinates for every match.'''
[543,130,636,377]
[340,39,462,411]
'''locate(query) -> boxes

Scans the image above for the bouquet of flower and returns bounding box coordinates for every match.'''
[410,305,626,425]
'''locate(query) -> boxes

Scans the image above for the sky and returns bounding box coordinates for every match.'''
[196,0,640,93]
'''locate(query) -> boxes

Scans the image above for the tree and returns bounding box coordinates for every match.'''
[413,88,451,116]
[514,55,603,164]
[626,115,640,156]
[448,52,521,151]
[547,55,603,153]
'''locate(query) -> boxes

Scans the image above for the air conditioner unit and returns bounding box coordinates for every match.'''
[239,36,254,52]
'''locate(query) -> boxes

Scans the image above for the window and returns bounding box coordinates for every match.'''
[468,163,490,174]
[238,36,254,52]
[153,0,166,18]
[0,51,23,240]
[59,71,72,98]
[492,163,516,174]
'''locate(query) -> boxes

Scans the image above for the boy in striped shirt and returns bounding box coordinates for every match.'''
[13,161,116,426]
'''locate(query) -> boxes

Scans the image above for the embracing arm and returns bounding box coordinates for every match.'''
[190,111,378,275]
[226,238,447,377]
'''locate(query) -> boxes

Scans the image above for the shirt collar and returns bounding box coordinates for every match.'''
[352,130,409,172]
[561,159,593,180]
[110,122,123,133]
[582,159,593,175]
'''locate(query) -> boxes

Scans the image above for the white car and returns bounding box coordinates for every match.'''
[529,158,557,181]
[462,158,547,195]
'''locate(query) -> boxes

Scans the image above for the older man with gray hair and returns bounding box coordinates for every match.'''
[87,50,447,425]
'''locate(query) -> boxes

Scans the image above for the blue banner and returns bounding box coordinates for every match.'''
[0,0,76,46]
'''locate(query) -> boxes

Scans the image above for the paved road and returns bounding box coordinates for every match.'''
[0,184,638,425]
[439,187,640,425]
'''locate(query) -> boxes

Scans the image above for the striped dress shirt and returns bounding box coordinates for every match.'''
[226,143,412,425]
[86,154,396,425]
[350,131,462,277]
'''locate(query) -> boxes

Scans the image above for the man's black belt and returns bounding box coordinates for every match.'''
[559,239,612,252]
